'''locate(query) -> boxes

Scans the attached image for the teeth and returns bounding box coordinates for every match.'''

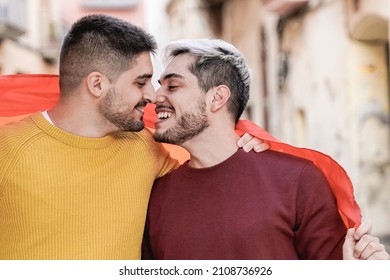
[157,112,172,119]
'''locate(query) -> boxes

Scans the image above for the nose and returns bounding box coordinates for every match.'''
[156,86,167,104]
[143,82,156,104]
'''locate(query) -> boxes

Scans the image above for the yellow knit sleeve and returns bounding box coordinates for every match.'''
[0,117,39,198]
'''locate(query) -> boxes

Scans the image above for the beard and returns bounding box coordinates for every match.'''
[153,98,209,145]
[98,88,145,132]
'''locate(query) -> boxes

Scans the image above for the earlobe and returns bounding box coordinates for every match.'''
[87,72,107,97]
[210,85,230,112]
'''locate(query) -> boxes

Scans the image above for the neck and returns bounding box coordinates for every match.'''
[48,99,118,138]
[182,126,240,168]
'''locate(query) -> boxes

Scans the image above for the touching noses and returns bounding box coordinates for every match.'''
[155,86,167,104]
[143,83,157,104]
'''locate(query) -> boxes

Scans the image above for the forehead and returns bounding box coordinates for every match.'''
[125,52,153,77]
[161,53,196,78]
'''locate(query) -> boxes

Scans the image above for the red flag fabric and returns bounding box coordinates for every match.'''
[0,74,361,228]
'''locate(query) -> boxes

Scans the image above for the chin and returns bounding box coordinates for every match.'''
[121,121,144,132]
[154,125,169,135]
[153,132,171,144]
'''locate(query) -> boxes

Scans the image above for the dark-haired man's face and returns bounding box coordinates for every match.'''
[98,52,156,132]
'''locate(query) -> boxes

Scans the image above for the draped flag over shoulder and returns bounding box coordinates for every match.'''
[0,74,361,228]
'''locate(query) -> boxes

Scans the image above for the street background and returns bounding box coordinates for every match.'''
[0,0,389,249]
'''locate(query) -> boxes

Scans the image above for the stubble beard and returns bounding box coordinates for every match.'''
[98,88,145,132]
[153,98,209,145]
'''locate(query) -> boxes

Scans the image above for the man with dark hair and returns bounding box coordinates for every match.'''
[0,15,264,260]
[0,14,173,260]
[59,15,156,96]
[58,14,158,132]
[142,38,389,260]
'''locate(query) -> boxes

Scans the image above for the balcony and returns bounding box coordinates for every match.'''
[261,0,309,15]
[0,0,26,39]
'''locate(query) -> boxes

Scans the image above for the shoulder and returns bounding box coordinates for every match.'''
[0,114,39,146]
[132,128,167,153]
[248,149,314,171]
[0,115,42,171]
[115,128,159,149]
[152,159,188,189]
[131,128,178,173]
[237,150,327,191]
[134,127,155,141]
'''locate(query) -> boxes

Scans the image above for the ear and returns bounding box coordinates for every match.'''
[210,85,231,112]
[86,72,109,98]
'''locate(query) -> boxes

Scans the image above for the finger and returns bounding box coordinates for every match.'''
[354,234,380,259]
[242,138,257,152]
[359,240,386,260]
[367,250,390,260]
[237,133,253,148]
[343,228,357,260]
[254,142,270,153]
[354,221,372,240]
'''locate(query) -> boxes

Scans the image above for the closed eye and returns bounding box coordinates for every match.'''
[167,85,178,91]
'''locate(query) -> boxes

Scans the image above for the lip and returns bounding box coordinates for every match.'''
[154,104,175,127]
[155,105,174,114]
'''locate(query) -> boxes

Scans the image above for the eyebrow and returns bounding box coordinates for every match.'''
[136,73,153,80]
[157,73,184,85]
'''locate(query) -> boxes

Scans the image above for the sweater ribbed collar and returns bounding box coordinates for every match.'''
[178,148,247,178]
[31,112,118,149]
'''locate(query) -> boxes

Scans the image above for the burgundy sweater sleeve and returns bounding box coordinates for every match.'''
[294,162,347,259]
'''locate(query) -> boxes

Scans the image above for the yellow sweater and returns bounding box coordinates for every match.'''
[0,113,178,259]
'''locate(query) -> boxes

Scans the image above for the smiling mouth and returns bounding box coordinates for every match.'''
[156,105,174,121]
[157,112,172,120]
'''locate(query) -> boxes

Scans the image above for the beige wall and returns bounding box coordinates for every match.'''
[220,0,264,124]
[349,41,390,235]
[166,0,211,40]
[263,0,390,238]
[0,40,56,74]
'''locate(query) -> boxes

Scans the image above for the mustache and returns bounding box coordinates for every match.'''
[155,104,174,110]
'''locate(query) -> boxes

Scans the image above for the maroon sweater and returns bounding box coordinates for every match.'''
[142,149,346,260]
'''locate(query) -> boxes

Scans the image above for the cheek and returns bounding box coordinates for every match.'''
[121,88,143,103]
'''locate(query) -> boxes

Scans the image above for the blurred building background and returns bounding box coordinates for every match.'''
[1,0,389,248]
